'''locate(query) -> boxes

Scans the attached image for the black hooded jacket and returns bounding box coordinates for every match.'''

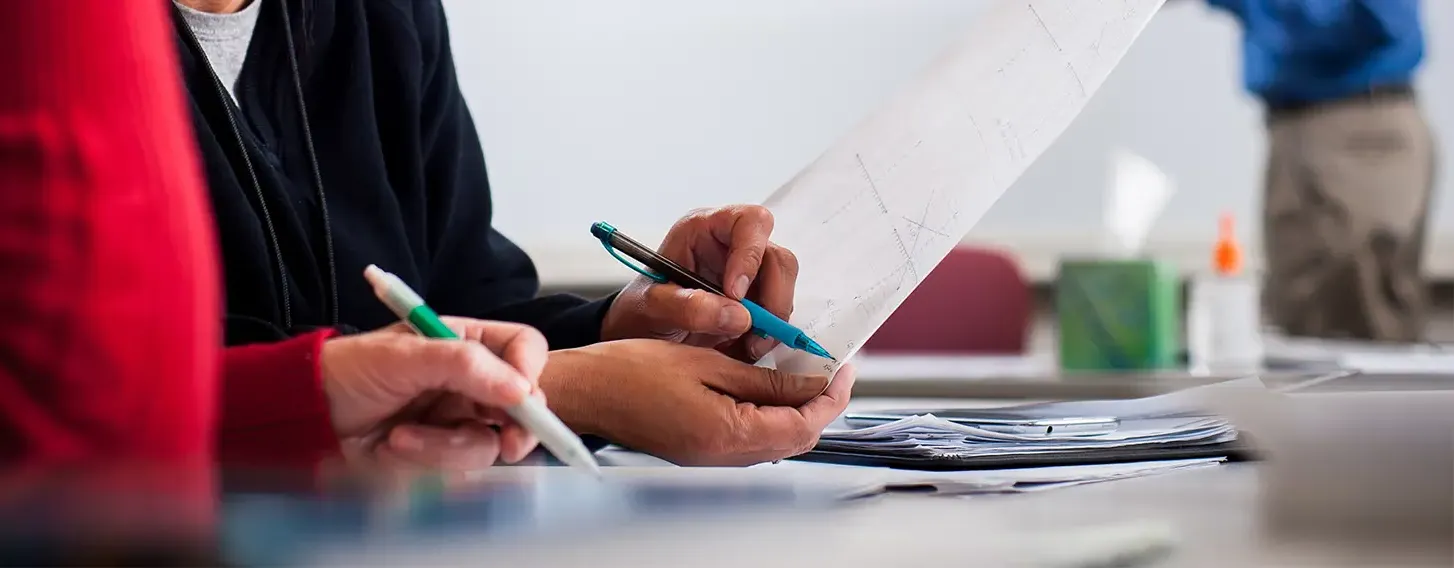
[170,0,611,348]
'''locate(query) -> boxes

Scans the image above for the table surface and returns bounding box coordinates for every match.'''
[315,462,1451,567]
[307,382,1454,567]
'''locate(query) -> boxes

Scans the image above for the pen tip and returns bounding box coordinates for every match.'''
[805,343,836,361]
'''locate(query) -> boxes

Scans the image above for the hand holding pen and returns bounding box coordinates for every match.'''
[317,309,554,471]
[595,206,833,362]
[362,266,601,475]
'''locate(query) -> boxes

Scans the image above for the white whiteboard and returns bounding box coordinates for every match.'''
[443,0,1454,285]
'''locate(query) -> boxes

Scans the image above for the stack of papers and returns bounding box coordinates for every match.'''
[816,415,1234,460]
[809,386,1245,467]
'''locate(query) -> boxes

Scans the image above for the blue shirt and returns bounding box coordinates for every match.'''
[1208,0,1424,105]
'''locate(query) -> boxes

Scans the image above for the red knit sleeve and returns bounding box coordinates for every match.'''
[218,331,342,468]
[0,2,219,468]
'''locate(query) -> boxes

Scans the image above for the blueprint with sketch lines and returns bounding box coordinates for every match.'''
[762,0,1168,376]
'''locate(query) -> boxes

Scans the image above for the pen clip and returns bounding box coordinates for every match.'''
[595,224,668,284]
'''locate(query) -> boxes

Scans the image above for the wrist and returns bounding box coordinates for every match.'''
[315,334,375,439]
[539,348,604,437]
[317,337,347,436]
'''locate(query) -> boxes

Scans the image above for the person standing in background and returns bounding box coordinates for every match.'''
[1204,0,1436,341]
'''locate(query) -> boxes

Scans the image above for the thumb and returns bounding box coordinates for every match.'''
[418,340,534,410]
[642,284,752,336]
[705,365,828,407]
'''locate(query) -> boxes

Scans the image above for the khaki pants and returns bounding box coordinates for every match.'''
[1262,95,1437,342]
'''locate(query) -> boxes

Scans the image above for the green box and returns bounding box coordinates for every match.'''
[1056,259,1181,371]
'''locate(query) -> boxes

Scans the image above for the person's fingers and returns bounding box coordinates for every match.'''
[442,318,550,382]
[798,363,856,427]
[421,393,479,425]
[701,361,828,407]
[709,206,774,300]
[385,423,503,471]
[659,210,708,272]
[742,244,799,359]
[497,421,539,464]
[461,403,512,426]
[447,401,536,464]
[642,282,751,336]
[416,339,533,410]
[391,390,536,465]
[736,363,856,460]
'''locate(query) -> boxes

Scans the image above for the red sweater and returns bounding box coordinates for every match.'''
[0,1,218,468]
[0,1,339,473]
[219,331,339,468]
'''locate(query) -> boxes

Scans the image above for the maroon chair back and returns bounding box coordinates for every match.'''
[862,247,1031,354]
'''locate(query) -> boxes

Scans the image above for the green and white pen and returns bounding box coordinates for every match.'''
[362,264,601,476]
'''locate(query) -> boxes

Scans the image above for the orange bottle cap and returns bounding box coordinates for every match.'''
[1213,213,1242,276]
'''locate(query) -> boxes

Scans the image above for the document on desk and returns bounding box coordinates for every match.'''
[760,0,1167,376]
[816,414,1234,460]
[806,379,1256,467]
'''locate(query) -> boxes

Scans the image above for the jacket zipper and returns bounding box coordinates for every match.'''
[174,8,294,331]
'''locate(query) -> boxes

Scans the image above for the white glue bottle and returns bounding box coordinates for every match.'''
[1187,213,1264,375]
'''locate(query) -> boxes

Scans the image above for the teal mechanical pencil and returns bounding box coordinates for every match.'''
[591,221,834,361]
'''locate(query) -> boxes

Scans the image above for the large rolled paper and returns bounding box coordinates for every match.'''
[759,0,1168,376]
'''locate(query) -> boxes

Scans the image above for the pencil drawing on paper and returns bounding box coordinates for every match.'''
[759,0,1169,376]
